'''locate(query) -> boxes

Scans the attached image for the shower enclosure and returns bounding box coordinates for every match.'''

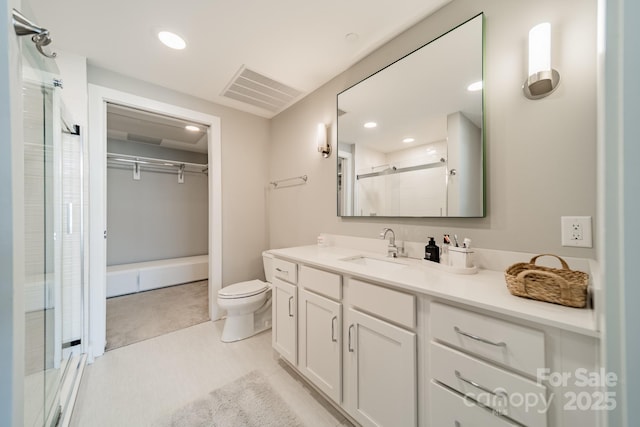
[17,8,87,426]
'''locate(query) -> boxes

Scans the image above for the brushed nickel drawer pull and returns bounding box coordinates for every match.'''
[454,326,506,347]
[331,316,338,342]
[455,370,508,400]
[348,324,355,352]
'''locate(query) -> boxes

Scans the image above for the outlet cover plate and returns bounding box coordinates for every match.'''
[561,216,593,247]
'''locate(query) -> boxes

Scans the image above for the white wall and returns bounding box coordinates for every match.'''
[269,0,598,259]
[106,142,209,265]
[87,66,271,285]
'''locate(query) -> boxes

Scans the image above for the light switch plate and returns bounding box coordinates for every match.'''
[561,216,593,247]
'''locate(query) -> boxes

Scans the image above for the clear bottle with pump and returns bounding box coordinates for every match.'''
[441,234,451,265]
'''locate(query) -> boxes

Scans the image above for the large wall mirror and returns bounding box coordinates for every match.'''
[337,14,484,217]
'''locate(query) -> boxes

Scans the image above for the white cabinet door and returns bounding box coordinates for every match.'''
[272,277,297,365]
[346,308,417,427]
[299,290,342,403]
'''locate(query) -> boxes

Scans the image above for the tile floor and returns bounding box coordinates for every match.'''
[70,320,353,427]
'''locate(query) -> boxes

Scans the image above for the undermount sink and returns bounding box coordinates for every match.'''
[340,255,407,270]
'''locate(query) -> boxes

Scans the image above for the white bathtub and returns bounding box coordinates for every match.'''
[106,255,208,298]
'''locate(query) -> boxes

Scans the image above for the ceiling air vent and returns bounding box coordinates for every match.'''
[127,133,163,145]
[222,66,302,113]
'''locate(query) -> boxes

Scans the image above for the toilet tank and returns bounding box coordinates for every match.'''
[262,251,275,283]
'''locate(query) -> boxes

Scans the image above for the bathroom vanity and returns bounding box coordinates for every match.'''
[269,238,601,427]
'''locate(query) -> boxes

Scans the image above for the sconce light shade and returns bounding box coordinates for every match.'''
[316,123,331,158]
[523,22,560,99]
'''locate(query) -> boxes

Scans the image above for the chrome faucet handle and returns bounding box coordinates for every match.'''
[380,228,397,257]
[387,244,398,258]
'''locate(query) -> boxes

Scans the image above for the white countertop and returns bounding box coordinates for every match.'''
[268,245,599,338]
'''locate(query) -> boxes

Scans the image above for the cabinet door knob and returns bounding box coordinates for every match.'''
[288,296,294,317]
[331,316,338,342]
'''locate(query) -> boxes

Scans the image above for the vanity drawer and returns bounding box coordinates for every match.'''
[273,258,297,284]
[299,265,341,300]
[430,382,519,427]
[348,279,415,329]
[430,342,547,427]
[431,302,545,377]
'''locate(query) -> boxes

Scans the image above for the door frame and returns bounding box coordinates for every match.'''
[87,84,222,361]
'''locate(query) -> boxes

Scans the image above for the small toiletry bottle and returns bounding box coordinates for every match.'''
[424,237,440,263]
[441,234,451,265]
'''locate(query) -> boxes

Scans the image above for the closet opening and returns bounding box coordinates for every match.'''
[104,103,210,351]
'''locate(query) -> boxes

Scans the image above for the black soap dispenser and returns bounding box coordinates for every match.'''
[424,237,440,263]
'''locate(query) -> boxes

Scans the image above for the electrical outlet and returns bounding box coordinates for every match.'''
[561,216,592,247]
[571,222,583,240]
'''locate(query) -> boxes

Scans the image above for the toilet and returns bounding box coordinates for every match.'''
[217,251,274,342]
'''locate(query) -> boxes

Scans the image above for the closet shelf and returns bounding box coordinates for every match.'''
[107,152,208,183]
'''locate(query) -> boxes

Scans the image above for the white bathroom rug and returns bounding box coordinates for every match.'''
[160,370,304,427]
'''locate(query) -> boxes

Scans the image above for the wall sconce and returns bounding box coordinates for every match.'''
[316,123,331,158]
[523,22,560,99]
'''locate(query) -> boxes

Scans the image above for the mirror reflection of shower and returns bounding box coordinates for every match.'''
[336,14,484,217]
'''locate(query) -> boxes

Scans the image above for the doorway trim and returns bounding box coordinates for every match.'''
[87,84,222,361]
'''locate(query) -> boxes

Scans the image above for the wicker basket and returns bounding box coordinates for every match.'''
[504,254,589,308]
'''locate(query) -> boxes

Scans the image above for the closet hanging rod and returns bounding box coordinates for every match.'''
[106,163,204,174]
[106,152,207,169]
[270,175,308,188]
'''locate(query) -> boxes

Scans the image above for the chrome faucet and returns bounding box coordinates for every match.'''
[380,228,398,258]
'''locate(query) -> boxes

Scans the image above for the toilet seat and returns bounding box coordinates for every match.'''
[217,280,268,299]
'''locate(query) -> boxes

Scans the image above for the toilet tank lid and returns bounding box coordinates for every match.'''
[218,280,268,298]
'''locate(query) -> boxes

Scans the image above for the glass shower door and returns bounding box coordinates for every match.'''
[21,31,76,427]
[22,59,57,427]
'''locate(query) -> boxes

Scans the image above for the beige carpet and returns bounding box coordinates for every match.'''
[159,370,304,427]
[106,280,209,351]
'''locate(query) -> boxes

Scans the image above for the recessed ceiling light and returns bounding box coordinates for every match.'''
[158,31,186,50]
[364,122,377,129]
[467,81,483,92]
[402,137,415,143]
[185,125,200,132]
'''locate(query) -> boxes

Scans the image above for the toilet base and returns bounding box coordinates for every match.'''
[221,315,272,342]
[220,296,272,343]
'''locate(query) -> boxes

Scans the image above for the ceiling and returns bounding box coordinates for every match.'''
[27,0,451,118]
[106,103,209,153]
[338,14,482,154]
